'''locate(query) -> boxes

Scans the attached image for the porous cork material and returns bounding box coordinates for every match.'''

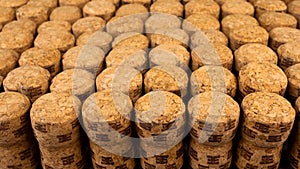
[221,1,254,18]
[121,0,151,7]
[0,29,34,53]
[285,64,300,99]
[115,3,148,21]
[189,139,232,169]
[188,92,240,145]
[150,0,183,17]
[19,47,61,78]
[0,49,19,78]
[106,16,144,37]
[62,45,105,75]
[0,76,3,87]
[288,0,300,28]
[82,91,132,148]
[229,25,269,51]
[50,69,95,100]
[190,30,228,49]
[183,14,220,35]
[234,43,278,72]
[27,0,57,12]
[254,0,287,18]
[0,92,32,146]
[83,0,115,21]
[149,44,190,70]
[59,0,89,8]
[258,12,297,32]
[30,93,81,147]
[34,30,75,52]
[144,66,188,97]
[112,32,149,50]
[38,20,72,33]
[221,14,259,37]
[72,16,106,38]
[238,62,287,97]
[0,0,27,8]
[2,18,37,35]
[16,4,49,26]
[185,0,220,18]
[0,7,15,25]
[50,6,82,24]
[76,31,113,54]
[288,135,300,169]
[235,139,282,169]
[106,46,147,71]
[191,44,233,71]
[269,27,300,51]
[145,13,181,35]
[96,66,143,102]
[277,40,300,70]
[241,92,295,147]
[150,28,189,48]
[214,0,246,5]
[190,66,237,97]
[3,66,50,102]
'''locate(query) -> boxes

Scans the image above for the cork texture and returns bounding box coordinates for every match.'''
[2,18,37,35]
[241,92,295,147]
[50,6,82,24]
[0,0,27,8]
[115,3,148,21]
[83,0,115,21]
[3,66,50,102]
[106,16,144,37]
[214,0,246,5]
[0,7,15,25]
[59,0,89,8]
[27,0,57,12]
[222,1,254,18]
[0,49,19,77]
[258,12,297,32]
[145,14,181,35]
[72,16,106,38]
[254,0,287,18]
[0,29,33,53]
[150,0,183,17]
[278,40,300,70]
[185,0,220,18]
[150,28,189,48]
[38,20,72,34]
[112,32,149,50]
[285,64,300,99]
[288,0,300,28]
[121,0,151,7]
[16,4,49,26]
[190,30,228,49]
[183,14,220,35]
[269,27,300,51]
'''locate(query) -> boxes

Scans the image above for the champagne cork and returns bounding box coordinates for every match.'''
[0,49,19,78]
[258,12,297,32]
[0,29,33,53]
[145,13,181,35]
[72,16,106,38]
[277,40,300,70]
[190,30,228,49]
[38,20,72,33]
[150,0,183,17]
[2,19,37,35]
[183,14,220,35]
[16,4,49,26]
[83,0,116,21]
[115,3,148,21]
[0,7,15,25]
[221,1,254,18]
[112,32,149,50]
[50,6,82,24]
[185,0,220,18]
[269,27,300,51]
[106,16,144,37]
[254,0,287,18]
[59,0,89,8]
[285,64,300,100]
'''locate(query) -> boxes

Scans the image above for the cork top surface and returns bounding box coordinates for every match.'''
[115,3,148,17]
[230,25,268,41]
[0,7,14,23]
[222,1,254,14]
[0,29,33,52]
[288,0,300,14]
[83,0,115,16]
[277,40,300,60]
[50,6,82,23]
[152,28,189,45]
[30,92,81,123]
[135,91,185,123]
[38,20,72,33]
[72,16,106,35]
[221,14,259,33]
[184,13,220,31]
[0,49,19,76]
[145,14,181,33]
[188,91,239,122]
[269,27,300,43]
[259,12,297,25]
[191,30,228,47]
[27,0,57,8]
[112,32,149,50]
[76,31,112,47]
[0,0,27,8]
[150,0,183,17]
[285,64,300,88]
[185,0,220,18]
[254,0,287,11]
[242,92,295,123]
[0,92,30,121]
[2,19,37,34]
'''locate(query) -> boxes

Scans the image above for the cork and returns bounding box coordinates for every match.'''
[188,92,240,145]
[3,66,50,102]
[190,66,237,97]
[83,0,115,21]
[50,6,82,24]
[183,14,220,35]
[115,3,149,21]
[0,49,19,78]
[144,66,188,97]
[145,14,181,35]
[0,76,3,87]
[189,139,232,169]
[82,91,132,148]
[62,45,105,75]
[90,141,135,169]
[229,25,269,51]
[0,7,15,25]
[0,92,32,146]
[254,0,287,18]
[0,0,27,8]
[241,92,295,147]
[16,4,50,25]
[0,29,34,53]
[112,32,149,50]
[213,0,247,5]
[2,19,37,35]
[50,69,95,100]
[258,12,297,32]
[277,40,300,70]
[238,62,287,97]
[27,0,58,12]
[235,139,282,169]
[19,47,61,78]
[106,16,144,37]
[34,30,75,52]
[221,14,259,37]
[150,28,189,48]
[150,0,183,17]
[0,139,39,169]
[106,46,147,71]
[121,0,151,7]
[140,142,184,169]
[285,64,300,99]
[39,140,85,169]
[30,93,81,147]
[96,66,143,102]
[221,1,254,18]
[72,17,105,38]
[149,44,190,71]
[190,30,228,49]
[269,27,300,51]
[76,31,112,54]
[288,0,300,28]
[38,20,72,34]
[234,43,278,72]
[191,44,233,71]
[108,0,121,7]
[288,136,300,169]
[59,0,89,8]
[185,0,220,19]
